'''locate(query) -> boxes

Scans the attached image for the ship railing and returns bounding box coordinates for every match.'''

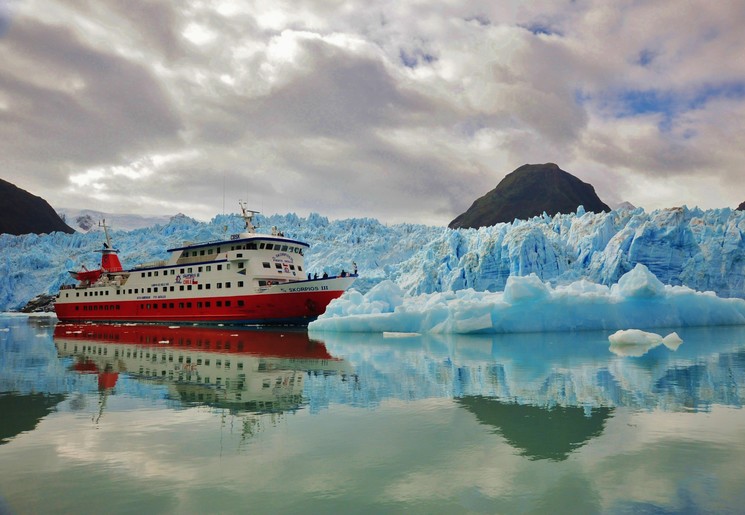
[132,260,168,270]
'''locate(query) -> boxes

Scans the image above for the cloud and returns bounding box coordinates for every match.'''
[1,0,744,224]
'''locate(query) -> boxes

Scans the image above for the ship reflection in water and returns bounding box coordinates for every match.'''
[53,323,349,414]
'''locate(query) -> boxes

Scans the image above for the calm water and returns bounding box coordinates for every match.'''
[1,315,745,514]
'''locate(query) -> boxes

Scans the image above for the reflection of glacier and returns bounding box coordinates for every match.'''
[53,324,349,413]
[309,326,745,413]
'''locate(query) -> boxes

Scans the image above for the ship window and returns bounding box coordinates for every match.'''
[225,360,230,369]
[238,300,244,306]
[180,285,184,291]
[200,250,205,256]
[206,266,211,272]
[187,268,193,273]
[248,243,257,250]
[238,262,244,269]
[180,269,185,274]
[154,271,159,276]
[76,292,79,297]
[225,301,231,307]
[170,270,175,275]
[187,302,192,308]
[197,302,202,308]
[259,243,265,249]
[75,306,79,310]
[227,264,230,270]
[152,304,157,310]
[217,265,223,271]
[275,263,282,269]
[237,253,243,258]
[258,280,267,286]
[208,249,213,255]
[170,286,174,292]
[298,266,303,271]
[238,281,244,287]
[226,282,231,288]
[148,272,152,277]
[169,303,174,308]
[141,272,145,278]
[179,302,185,308]
[206,284,211,290]
[198,266,203,272]
[162,303,167,308]
[205,302,211,308]
[205,359,210,366]
[217,283,222,289]
[289,265,295,270]
[216,359,221,368]
[187,285,192,291]
[198,284,203,290]
[147,288,151,293]
[281,245,288,252]
[263,262,270,268]
[216,301,222,307]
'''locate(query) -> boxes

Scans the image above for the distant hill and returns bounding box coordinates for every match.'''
[449,163,610,229]
[57,208,173,232]
[738,201,744,211]
[0,178,74,235]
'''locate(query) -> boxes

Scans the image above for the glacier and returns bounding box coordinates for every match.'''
[0,206,744,333]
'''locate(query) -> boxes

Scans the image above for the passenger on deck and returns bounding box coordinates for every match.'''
[322,272,328,279]
[314,273,318,279]
[340,270,346,277]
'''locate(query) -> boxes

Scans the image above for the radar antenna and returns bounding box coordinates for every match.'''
[238,200,260,234]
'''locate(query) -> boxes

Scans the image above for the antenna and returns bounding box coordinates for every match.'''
[238,200,260,234]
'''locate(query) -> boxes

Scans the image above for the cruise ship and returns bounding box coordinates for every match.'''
[54,204,356,324]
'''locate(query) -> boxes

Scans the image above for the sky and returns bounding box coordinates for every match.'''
[1,0,744,226]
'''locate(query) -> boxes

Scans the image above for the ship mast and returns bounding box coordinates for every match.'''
[238,201,260,235]
[100,219,114,249]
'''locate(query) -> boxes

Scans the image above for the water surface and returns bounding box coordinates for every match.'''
[1,315,744,513]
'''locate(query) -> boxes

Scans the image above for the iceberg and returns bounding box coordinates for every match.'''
[309,264,745,333]
[607,329,683,357]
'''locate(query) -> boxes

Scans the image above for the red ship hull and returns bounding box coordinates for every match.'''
[54,288,346,325]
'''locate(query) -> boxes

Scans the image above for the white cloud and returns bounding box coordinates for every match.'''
[2,0,744,225]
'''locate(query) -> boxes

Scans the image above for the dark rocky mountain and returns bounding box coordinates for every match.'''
[737,201,745,211]
[0,178,75,235]
[449,163,610,229]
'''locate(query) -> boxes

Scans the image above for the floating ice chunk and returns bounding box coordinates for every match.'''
[608,329,664,346]
[661,332,683,350]
[608,329,683,357]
